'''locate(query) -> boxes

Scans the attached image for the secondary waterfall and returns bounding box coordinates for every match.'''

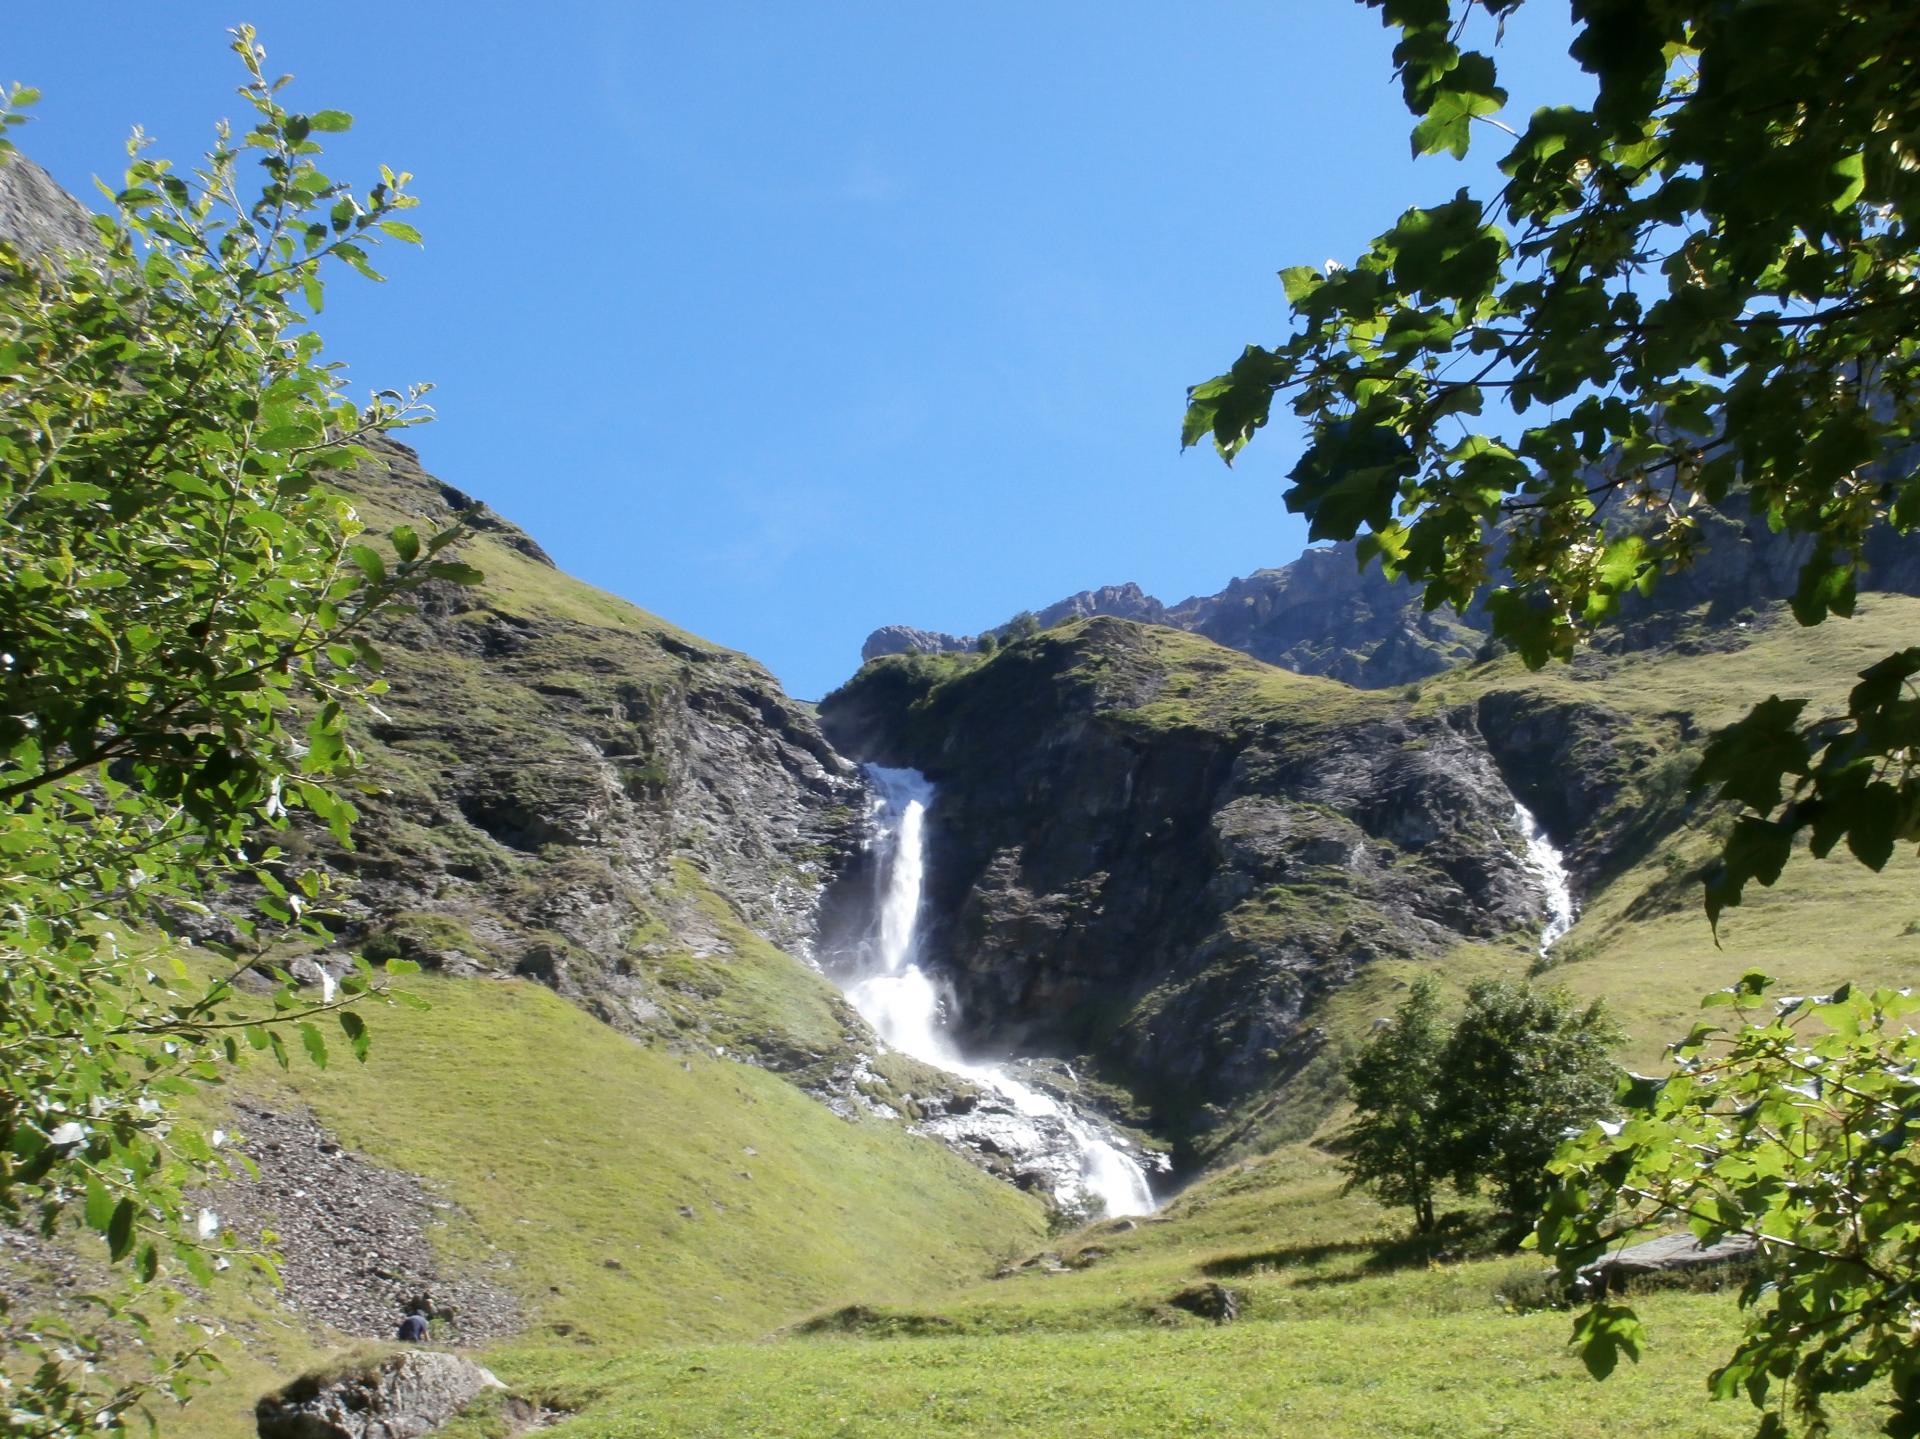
[1513,801,1577,953]
[841,765,1157,1219]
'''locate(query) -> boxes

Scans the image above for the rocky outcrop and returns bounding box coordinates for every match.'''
[1471,684,1695,885]
[0,153,100,263]
[1577,1232,1758,1296]
[860,584,1170,662]
[820,619,1549,1163]
[255,1350,504,1439]
[862,625,972,661]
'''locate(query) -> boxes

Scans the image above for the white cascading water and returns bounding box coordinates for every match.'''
[843,766,1157,1219]
[1512,801,1577,954]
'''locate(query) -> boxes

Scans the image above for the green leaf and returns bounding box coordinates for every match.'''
[1830,151,1866,213]
[1693,697,1811,812]
[108,1198,137,1261]
[349,544,388,584]
[298,1022,328,1069]
[377,219,422,244]
[1705,819,1796,927]
[391,525,421,563]
[308,109,353,133]
[339,1008,370,1062]
[84,1178,115,1234]
[1409,52,1507,160]
[1284,420,1415,541]
[1572,1303,1645,1381]
[1280,265,1322,303]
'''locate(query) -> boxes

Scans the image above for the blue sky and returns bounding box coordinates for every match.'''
[9,4,1582,699]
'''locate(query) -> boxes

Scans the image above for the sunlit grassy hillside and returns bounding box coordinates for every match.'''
[176,976,1045,1437]
[448,1147,1886,1439]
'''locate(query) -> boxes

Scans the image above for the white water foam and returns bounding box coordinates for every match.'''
[843,765,1156,1219]
[1513,801,1577,954]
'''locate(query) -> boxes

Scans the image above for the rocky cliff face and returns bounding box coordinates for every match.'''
[1161,549,1484,686]
[820,620,1552,1164]
[283,446,882,1087]
[0,153,99,262]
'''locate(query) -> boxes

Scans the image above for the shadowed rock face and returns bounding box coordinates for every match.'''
[821,619,1547,1165]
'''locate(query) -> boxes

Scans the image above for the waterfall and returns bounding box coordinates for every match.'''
[841,766,1157,1219]
[1512,801,1576,954]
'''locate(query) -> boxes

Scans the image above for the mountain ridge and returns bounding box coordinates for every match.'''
[862,500,1920,689]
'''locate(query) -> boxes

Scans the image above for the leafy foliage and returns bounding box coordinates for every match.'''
[1537,974,1920,1437]
[1341,975,1446,1232]
[1438,979,1621,1220]
[1000,610,1042,643]
[0,33,470,1434]
[1184,0,1920,922]
[1342,978,1619,1233]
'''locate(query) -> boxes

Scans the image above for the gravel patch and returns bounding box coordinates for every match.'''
[215,1102,520,1343]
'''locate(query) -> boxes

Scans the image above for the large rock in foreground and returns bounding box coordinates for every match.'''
[256,1350,503,1439]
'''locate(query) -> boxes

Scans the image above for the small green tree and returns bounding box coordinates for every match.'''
[1343,977,1619,1234]
[976,631,998,655]
[1536,974,1920,1437]
[1438,980,1621,1221]
[0,33,474,1434]
[1342,975,1448,1232]
[1000,610,1041,643]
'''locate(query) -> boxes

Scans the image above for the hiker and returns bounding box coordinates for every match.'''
[395,1308,430,1343]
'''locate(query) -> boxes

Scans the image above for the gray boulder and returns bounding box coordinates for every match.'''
[256,1350,504,1439]
[1578,1231,1757,1295]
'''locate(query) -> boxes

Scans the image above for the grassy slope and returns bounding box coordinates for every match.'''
[178,975,1045,1437]
[465,1147,1884,1438]
[836,617,1387,746]
[311,447,890,1085]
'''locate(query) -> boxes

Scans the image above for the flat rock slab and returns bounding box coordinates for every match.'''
[256,1349,503,1439]
[1582,1232,1757,1290]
